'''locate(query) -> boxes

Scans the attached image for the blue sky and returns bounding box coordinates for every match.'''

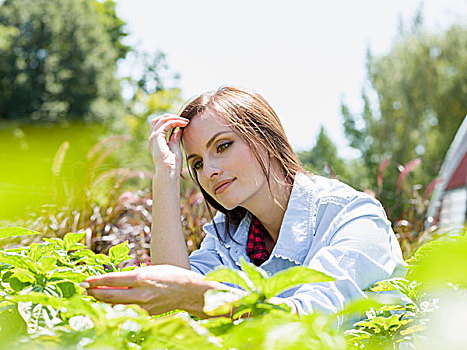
[114,0,466,158]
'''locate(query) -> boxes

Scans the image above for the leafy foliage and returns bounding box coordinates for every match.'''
[204,259,334,319]
[0,0,126,123]
[407,227,467,288]
[0,226,466,349]
[341,18,467,219]
[374,157,444,258]
[2,129,210,264]
[298,126,348,178]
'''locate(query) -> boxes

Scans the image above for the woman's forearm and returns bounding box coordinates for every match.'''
[150,171,190,269]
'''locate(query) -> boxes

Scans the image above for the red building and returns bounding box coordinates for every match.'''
[427,115,467,228]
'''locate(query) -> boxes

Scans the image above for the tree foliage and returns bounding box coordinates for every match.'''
[298,127,348,177]
[0,0,127,123]
[341,18,467,217]
[92,0,130,61]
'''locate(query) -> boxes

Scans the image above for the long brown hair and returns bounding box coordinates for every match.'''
[179,86,305,244]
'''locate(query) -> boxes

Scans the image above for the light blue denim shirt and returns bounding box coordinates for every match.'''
[189,172,406,316]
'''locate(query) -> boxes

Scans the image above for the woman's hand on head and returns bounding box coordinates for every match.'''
[82,265,213,317]
[147,113,189,176]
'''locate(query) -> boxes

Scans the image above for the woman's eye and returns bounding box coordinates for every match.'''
[193,160,203,171]
[217,142,231,153]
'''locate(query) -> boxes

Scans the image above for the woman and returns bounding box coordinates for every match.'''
[83,86,406,318]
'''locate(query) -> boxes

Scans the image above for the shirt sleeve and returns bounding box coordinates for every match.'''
[284,195,406,316]
[189,233,224,275]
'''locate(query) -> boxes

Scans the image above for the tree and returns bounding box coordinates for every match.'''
[92,0,130,61]
[298,126,351,180]
[341,17,467,217]
[0,0,127,123]
[105,49,183,172]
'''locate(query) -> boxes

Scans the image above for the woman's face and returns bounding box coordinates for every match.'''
[182,112,268,211]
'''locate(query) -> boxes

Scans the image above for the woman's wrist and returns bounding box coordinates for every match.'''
[153,167,181,184]
[152,171,181,196]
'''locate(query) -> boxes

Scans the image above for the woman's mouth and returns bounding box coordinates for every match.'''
[214,179,235,194]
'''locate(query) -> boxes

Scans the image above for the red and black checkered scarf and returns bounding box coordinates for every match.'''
[246,216,271,266]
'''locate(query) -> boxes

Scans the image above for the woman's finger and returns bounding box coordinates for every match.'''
[149,113,180,125]
[84,271,138,288]
[150,114,188,133]
[168,127,183,145]
[151,118,188,138]
[149,113,180,128]
[148,119,188,151]
[86,288,142,305]
[148,115,187,145]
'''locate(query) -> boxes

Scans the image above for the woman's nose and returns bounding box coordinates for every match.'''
[202,162,222,179]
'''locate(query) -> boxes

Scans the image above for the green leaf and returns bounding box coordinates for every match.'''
[50,270,88,283]
[43,238,65,250]
[7,293,66,310]
[0,252,38,273]
[0,305,27,343]
[400,323,427,335]
[51,249,73,267]
[28,243,55,262]
[344,329,372,340]
[334,294,403,319]
[60,295,100,319]
[205,268,253,292]
[240,258,268,292]
[69,249,96,264]
[381,315,404,331]
[108,241,131,265]
[121,266,137,272]
[95,253,111,264]
[9,277,31,292]
[203,289,245,316]
[38,256,57,274]
[148,313,220,349]
[63,232,85,252]
[263,266,334,299]
[12,268,35,284]
[409,235,467,288]
[56,281,77,298]
[367,278,411,296]
[379,304,410,312]
[0,227,40,240]
[1,270,13,282]
[353,319,383,332]
[198,316,234,336]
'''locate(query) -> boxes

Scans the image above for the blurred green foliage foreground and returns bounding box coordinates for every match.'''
[0,226,465,349]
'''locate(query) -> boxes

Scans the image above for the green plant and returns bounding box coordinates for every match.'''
[8,136,210,265]
[0,227,138,346]
[1,226,466,349]
[376,157,442,258]
[346,226,467,349]
[0,227,223,350]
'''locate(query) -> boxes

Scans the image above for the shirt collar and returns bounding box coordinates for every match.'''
[268,172,315,265]
[202,172,315,266]
[202,210,250,249]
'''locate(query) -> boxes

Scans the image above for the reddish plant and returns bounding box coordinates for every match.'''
[377,158,440,258]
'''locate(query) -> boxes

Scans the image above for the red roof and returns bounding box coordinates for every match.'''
[446,152,467,190]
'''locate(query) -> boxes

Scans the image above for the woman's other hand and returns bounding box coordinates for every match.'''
[82,265,217,317]
[147,114,189,176]
[147,114,191,268]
